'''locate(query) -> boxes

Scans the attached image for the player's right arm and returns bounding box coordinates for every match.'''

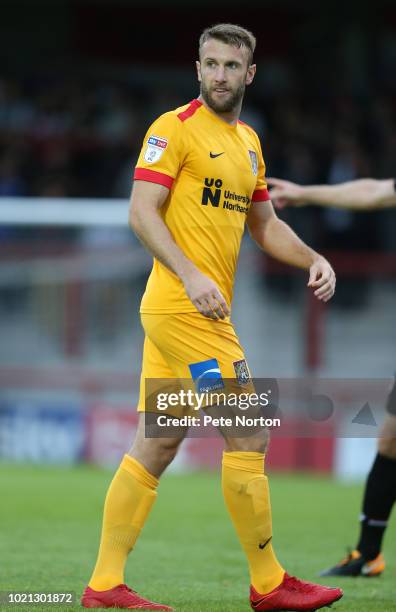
[131,111,229,320]
[129,178,229,321]
[267,177,396,210]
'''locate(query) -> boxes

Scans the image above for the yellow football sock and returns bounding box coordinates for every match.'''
[222,451,284,594]
[89,454,158,591]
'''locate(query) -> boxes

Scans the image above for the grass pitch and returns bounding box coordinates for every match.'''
[0,464,395,611]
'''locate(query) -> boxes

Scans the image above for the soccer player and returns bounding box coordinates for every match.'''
[268,176,396,577]
[81,25,342,610]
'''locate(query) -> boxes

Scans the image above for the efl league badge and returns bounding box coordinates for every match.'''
[233,359,251,386]
[144,135,168,163]
[248,150,258,176]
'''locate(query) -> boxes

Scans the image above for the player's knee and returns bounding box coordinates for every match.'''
[377,413,396,458]
[377,437,396,459]
[156,438,182,463]
[225,429,269,453]
[129,432,183,475]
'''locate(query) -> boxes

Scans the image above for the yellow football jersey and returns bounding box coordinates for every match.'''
[134,98,270,314]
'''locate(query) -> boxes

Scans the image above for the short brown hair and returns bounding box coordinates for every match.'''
[199,23,256,66]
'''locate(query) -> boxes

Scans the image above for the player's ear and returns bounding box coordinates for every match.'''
[245,64,256,86]
[196,60,202,82]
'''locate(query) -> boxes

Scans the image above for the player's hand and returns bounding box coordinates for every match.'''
[308,257,336,302]
[267,177,306,209]
[182,269,230,320]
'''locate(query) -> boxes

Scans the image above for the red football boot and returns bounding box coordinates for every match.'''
[250,572,343,611]
[81,584,173,610]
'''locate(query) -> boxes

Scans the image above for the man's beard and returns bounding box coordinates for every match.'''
[201,80,246,113]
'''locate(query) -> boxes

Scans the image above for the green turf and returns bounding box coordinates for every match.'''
[0,464,395,611]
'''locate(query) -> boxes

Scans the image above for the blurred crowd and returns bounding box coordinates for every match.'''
[0,76,154,199]
[1,72,396,266]
[1,74,396,202]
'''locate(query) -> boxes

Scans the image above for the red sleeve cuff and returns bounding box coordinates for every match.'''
[252,188,271,202]
[134,168,174,189]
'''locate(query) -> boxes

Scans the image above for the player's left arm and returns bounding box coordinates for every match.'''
[247,200,336,302]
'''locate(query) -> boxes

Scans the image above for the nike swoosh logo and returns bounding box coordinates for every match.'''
[209,152,224,158]
[258,536,272,550]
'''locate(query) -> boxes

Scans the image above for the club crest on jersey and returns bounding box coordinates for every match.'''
[144,135,168,163]
[248,150,258,176]
[233,359,251,386]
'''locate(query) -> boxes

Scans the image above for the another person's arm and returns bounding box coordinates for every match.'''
[129,180,229,319]
[247,200,336,302]
[267,177,396,210]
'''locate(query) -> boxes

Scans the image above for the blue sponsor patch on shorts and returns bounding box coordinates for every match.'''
[189,358,225,393]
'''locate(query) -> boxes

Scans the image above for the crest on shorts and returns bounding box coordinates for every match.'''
[233,359,251,386]
[144,135,168,164]
[248,150,258,176]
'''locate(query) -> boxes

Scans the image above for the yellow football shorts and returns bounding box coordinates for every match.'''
[137,312,254,414]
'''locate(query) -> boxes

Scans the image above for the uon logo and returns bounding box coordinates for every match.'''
[201,178,223,207]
